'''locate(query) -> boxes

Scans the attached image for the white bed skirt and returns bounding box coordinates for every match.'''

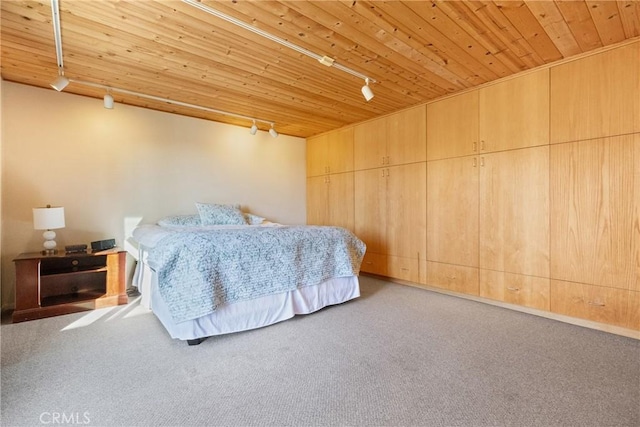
[134,257,360,341]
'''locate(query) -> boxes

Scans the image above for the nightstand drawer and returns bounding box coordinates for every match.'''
[40,254,107,275]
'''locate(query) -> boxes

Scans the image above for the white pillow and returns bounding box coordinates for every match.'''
[157,214,201,228]
[196,202,246,225]
[244,213,266,225]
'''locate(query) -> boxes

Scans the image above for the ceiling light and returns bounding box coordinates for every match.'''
[103,92,114,109]
[50,75,69,91]
[250,121,258,135]
[361,78,374,102]
[269,124,279,138]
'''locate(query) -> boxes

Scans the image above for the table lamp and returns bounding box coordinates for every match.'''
[33,205,65,254]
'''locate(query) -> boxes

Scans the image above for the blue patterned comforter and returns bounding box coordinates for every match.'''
[142,225,366,323]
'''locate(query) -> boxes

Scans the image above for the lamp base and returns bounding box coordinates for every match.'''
[42,230,58,255]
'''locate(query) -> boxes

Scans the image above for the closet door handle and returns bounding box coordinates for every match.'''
[480,140,485,151]
[480,157,485,167]
[507,287,520,292]
[473,158,477,168]
[473,142,477,152]
[587,301,606,307]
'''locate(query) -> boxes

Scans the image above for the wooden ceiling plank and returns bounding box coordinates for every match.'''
[180,2,416,99]
[555,0,604,51]
[617,1,640,38]
[462,1,546,68]
[585,1,627,45]
[493,0,563,62]
[57,2,398,116]
[400,0,515,79]
[353,0,499,85]
[208,0,413,86]
[272,0,453,99]
[332,0,476,90]
[433,0,528,74]
[358,1,491,88]
[522,0,583,57]
[76,0,429,110]
[0,0,52,24]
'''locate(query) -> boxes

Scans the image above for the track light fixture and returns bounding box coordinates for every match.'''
[50,74,69,92]
[249,120,258,135]
[103,91,114,109]
[269,124,279,138]
[361,78,374,102]
[49,0,68,92]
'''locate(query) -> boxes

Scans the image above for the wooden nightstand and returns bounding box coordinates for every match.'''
[12,249,127,322]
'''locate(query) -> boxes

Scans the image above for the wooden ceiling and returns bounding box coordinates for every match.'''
[2,1,639,138]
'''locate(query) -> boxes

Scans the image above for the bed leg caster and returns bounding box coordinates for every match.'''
[187,338,205,346]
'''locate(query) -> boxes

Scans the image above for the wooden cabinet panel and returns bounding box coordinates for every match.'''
[480,269,550,311]
[387,105,427,165]
[307,133,329,177]
[426,261,479,295]
[550,42,640,143]
[387,255,421,283]
[306,173,354,231]
[360,252,388,276]
[386,162,426,260]
[427,156,479,267]
[354,117,388,170]
[327,173,354,232]
[480,146,550,277]
[355,168,387,254]
[479,69,550,152]
[355,106,427,170]
[550,135,640,289]
[307,127,354,177]
[306,176,329,226]
[327,127,354,174]
[427,91,479,160]
[551,280,630,328]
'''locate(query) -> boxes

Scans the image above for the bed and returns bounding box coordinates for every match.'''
[131,205,366,345]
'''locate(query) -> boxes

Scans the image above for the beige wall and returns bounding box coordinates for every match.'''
[1,81,306,310]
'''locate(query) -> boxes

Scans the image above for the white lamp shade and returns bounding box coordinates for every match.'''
[361,83,374,101]
[104,93,114,109]
[269,127,279,138]
[33,207,65,230]
[250,123,258,135]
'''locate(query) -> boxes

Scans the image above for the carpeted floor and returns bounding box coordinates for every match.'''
[1,275,639,427]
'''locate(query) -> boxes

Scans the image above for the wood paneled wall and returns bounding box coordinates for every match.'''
[307,40,640,337]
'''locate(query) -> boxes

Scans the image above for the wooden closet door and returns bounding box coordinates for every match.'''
[354,117,388,170]
[327,172,355,232]
[306,134,329,177]
[550,134,640,290]
[479,146,550,277]
[306,176,329,225]
[327,127,354,174]
[354,168,387,254]
[386,162,427,259]
[479,69,550,153]
[550,42,640,144]
[427,91,479,161]
[387,105,427,165]
[426,156,479,267]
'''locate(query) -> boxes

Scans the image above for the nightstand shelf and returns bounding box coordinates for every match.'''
[12,249,127,322]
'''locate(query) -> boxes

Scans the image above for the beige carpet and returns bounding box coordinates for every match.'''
[2,275,639,426]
